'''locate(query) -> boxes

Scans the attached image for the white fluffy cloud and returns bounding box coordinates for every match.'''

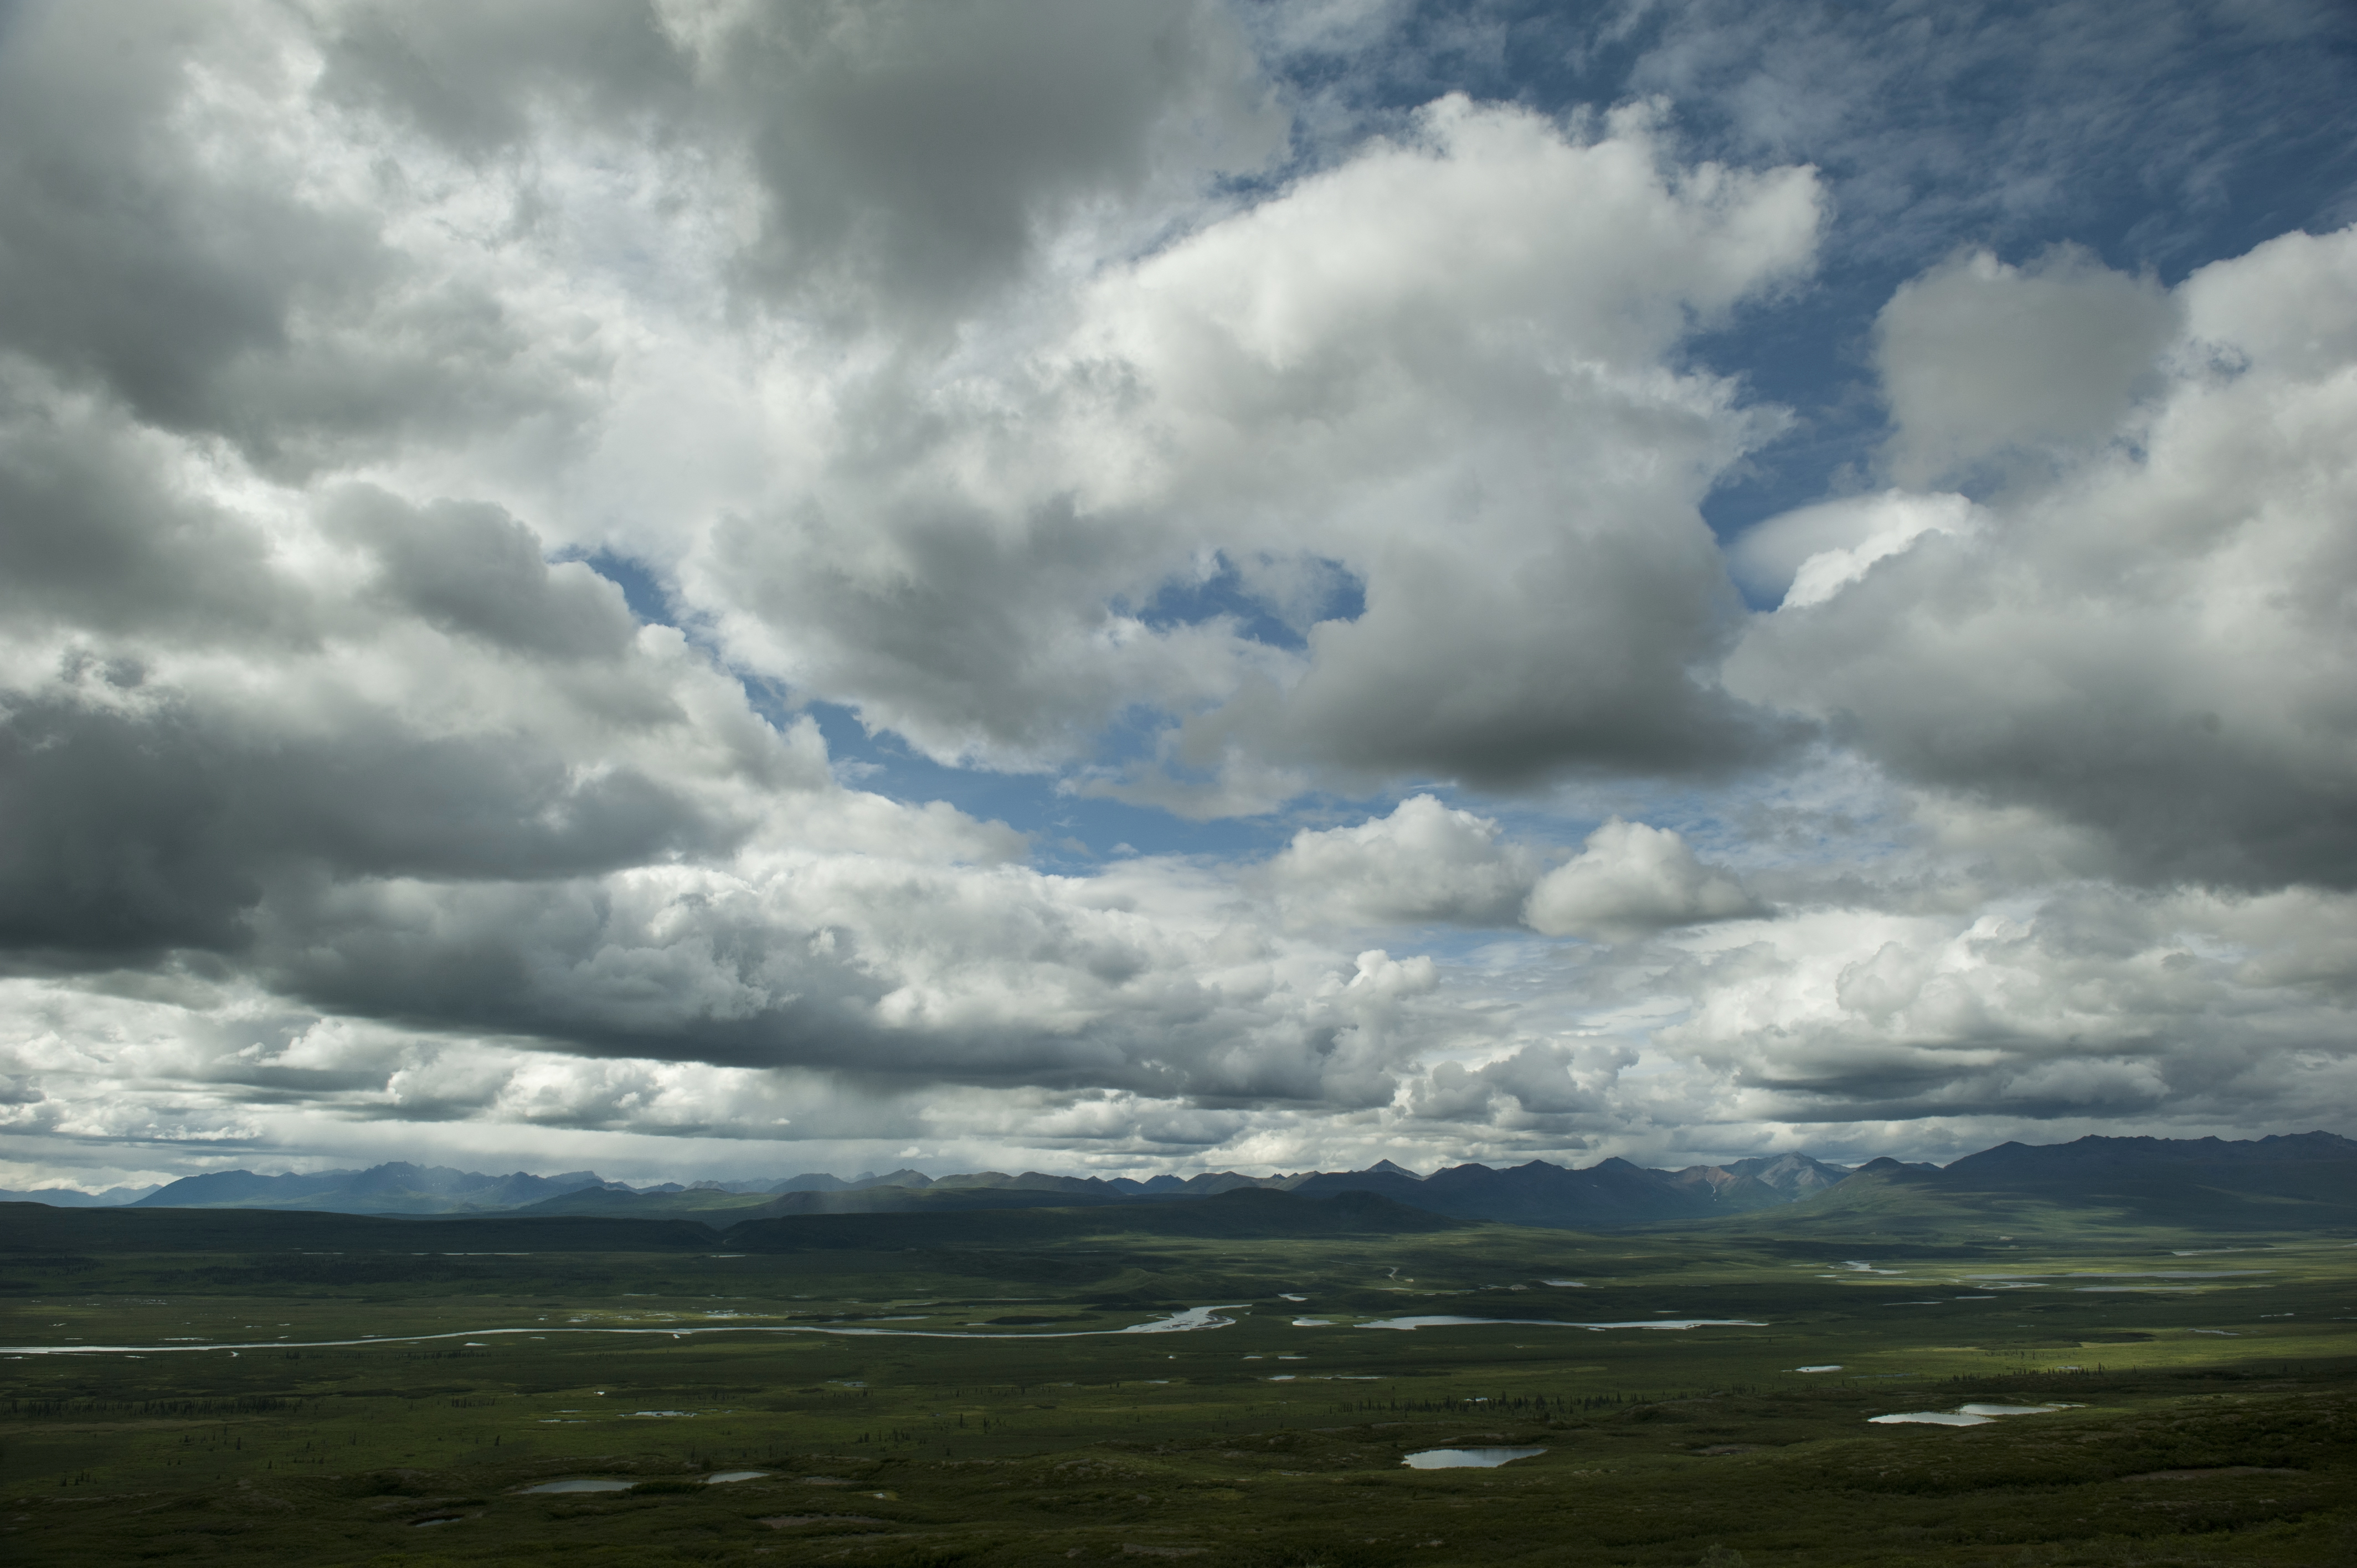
[1649,882,2357,1132]
[1524,819,1764,941]
[1730,225,2357,891]
[687,94,1821,791]
[1726,489,1980,609]
[1264,800,1765,947]
[1264,795,1532,927]
[1,1,2353,1187]
[1873,245,2182,484]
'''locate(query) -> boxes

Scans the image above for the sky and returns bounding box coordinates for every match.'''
[4,0,2356,1192]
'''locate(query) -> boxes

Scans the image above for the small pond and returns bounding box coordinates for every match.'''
[1871,1404,2070,1427]
[519,1478,636,1494]
[1402,1447,1547,1469]
[1357,1316,1763,1333]
[706,1471,770,1484]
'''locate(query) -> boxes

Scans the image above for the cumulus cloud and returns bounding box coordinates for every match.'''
[0,452,807,954]
[0,381,1499,1173]
[1727,490,1979,610]
[1072,97,1823,793]
[0,1,2352,1187]
[1264,795,1531,927]
[692,94,1821,788]
[320,0,1287,333]
[1874,245,2181,484]
[1653,881,2357,1129]
[327,486,640,661]
[0,3,611,474]
[1524,820,1764,941]
[1730,226,2357,890]
[1264,799,1767,948]
[1402,1040,1632,1125]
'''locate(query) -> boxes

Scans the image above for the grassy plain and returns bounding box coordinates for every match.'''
[3,1203,2354,1567]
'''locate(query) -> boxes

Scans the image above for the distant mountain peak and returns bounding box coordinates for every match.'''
[1841,1156,1943,1183]
[131,1162,611,1215]
[847,1168,933,1190]
[0,1183,162,1208]
[85,1131,2357,1226]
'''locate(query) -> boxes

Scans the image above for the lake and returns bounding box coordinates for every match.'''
[1402,1447,1548,1469]
[1357,1316,1765,1332]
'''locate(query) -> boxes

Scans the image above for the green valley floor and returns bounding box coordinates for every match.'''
[3,1209,2353,1566]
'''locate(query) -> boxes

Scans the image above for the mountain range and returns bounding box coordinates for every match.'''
[112,1162,613,1215]
[0,1183,159,1207]
[9,1130,2346,1234]
[81,1150,1856,1227]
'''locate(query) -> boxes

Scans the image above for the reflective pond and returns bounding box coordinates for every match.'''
[1402,1447,1547,1469]
[1359,1316,1763,1333]
[1870,1404,2071,1426]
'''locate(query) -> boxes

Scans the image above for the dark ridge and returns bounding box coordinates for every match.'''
[128,1162,609,1214]
[513,1184,1156,1222]
[718,1187,1465,1252]
[1632,1129,2357,1239]
[0,1202,719,1254]
[25,1132,2355,1234]
[1843,1156,1943,1182]
[1282,1156,1792,1229]
[1942,1131,2357,1183]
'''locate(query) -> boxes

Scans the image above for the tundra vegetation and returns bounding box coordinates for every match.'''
[1,1182,2351,1566]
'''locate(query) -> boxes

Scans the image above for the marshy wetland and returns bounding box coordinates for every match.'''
[3,1204,2353,1566]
